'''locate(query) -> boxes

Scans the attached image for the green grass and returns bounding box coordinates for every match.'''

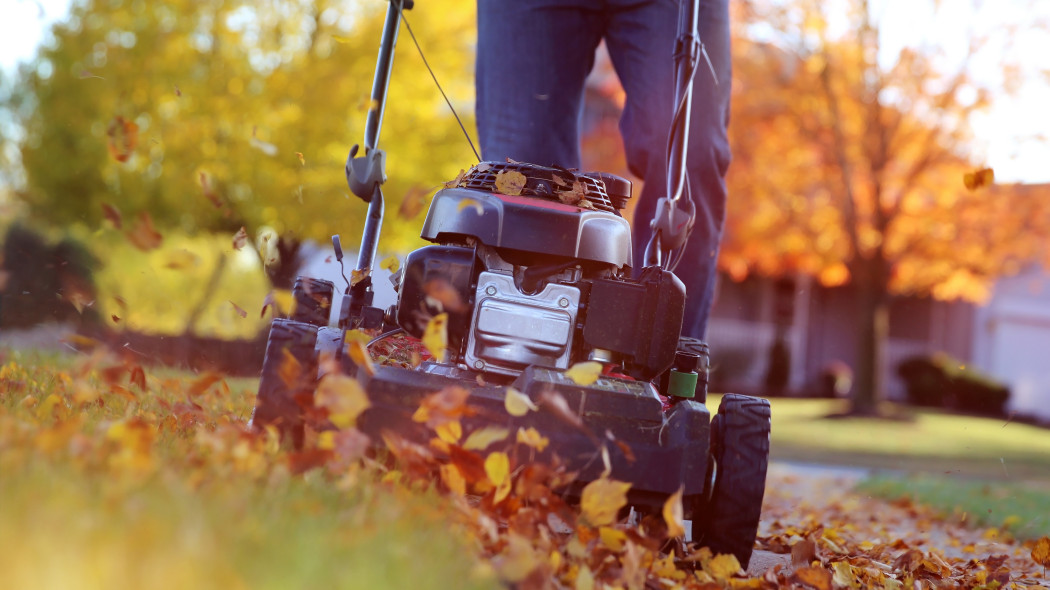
[732,395,1050,480]
[856,474,1050,540]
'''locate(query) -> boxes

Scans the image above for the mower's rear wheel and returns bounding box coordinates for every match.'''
[250,318,319,448]
[697,393,771,569]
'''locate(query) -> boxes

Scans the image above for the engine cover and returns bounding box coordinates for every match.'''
[464,271,581,376]
[419,162,633,269]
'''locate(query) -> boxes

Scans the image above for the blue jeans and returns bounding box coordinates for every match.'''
[476,0,731,339]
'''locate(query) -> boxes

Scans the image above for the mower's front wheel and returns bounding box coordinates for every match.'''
[697,393,771,569]
[250,318,319,448]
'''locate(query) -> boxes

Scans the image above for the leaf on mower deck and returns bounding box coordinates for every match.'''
[380,255,400,274]
[565,361,602,386]
[494,169,526,196]
[485,451,512,504]
[126,212,163,251]
[663,486,686,538]
[504,387,537,417]
[314,373,369,428]
[101,203,123,229]
[350,268,370,287]
[579,477,631,527]
[232,227,248,250]
[347,339,375,377]
[515,427,549,452]
[1033,536,1050,567]
[444,169,467,189]
[792,565,831,590]
[106,116,138,163]
[462,426,510,451]
[422,313,449,363]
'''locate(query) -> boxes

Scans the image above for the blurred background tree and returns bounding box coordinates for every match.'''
[721,0,1050,413]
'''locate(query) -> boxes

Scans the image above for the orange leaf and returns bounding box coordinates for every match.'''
[101,203,123,229]
[792,566,831,590]
[398,184,430,219]
[232,227,248,251]
[662,486,685,538]
[1032,536,1050,567]
[314,373,370,428]
[126,212,163,251]
[106,116,138,163]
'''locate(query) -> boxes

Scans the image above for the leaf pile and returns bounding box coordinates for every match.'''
[2,349,1049,589]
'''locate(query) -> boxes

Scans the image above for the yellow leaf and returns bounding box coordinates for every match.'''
[462,426,510,451]
[575,566,595,590]
[344,329,372,346]
[663,486,686,538]
[435,420,462,444]
[494,534,539,582]
[380,255,400,274]
[599,526,627,552]
[317,430,336,450]
[494,169,526,196]
[504,387,537,416]
[295,151,305,166]
[440,463,466,496]
[347,339,375,377]
[314,373,370,428]
[580,477,631,527]
[706,553,743,581]
[515,427,549,452]
[351,268,370,287]
[485,451,512,504]
[423,313,448,363]
[564,361,602,386]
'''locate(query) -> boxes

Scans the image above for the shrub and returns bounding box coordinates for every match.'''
[897,352,1010,416]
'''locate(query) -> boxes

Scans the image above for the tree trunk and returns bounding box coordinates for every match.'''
[850,256,890,415]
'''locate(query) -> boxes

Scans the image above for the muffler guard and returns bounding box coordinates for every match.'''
[354,363,712,515]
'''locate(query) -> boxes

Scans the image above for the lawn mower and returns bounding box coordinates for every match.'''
[250,0,771,568]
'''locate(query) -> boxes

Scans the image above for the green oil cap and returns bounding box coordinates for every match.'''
[668,369,698,398]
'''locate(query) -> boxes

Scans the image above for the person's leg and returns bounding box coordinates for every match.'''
[475,0,606,168]
[605,0,731,339]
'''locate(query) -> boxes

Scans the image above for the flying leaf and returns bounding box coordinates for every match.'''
[101,203,123,229]
[484,451,512,504]
[565,361,602,386]
[199,172,222,207]
[232,227,248,250]
[515,427,549,452]
[314,373,370,428]
[424,279,468,313]
[174,84,181,97]
[422,313,448,363]
[106,116,138,162]
[229,301,248,318]
[126,212,163,251]
[462,426,510,451]
[494,169,526,195]
[440,463,467,496]
[435,420,462,444]
[398,184,431,219]
[277,348,302,388]
[380,255,400,274]
[165,249,201,270]
[663,487,686,538]
[347,339,375,377]
[536,389,586,431]
[963,167,994,191]
[579,477,631,527]
[296,152,305,166]
[504,387,537,417]
[706,553,744,581]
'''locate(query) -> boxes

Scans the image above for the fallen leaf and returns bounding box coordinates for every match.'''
[504,387,537,417]
[1033,536,1050,567]
[422,313,448,363]
[494,169,526,195]
[707,553,743,581]
[565,361,602,386]
[793,565,831,590]
[579,477,631,527]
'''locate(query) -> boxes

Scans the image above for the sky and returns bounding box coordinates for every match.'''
[2,0,1049,184]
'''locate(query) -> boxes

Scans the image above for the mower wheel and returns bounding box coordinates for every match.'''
[698,393,770,569]
[250,319,319,448]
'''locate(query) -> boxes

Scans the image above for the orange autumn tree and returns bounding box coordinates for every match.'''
[721,0,1050,412]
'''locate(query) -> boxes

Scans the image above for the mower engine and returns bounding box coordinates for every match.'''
[393,161,687,383]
